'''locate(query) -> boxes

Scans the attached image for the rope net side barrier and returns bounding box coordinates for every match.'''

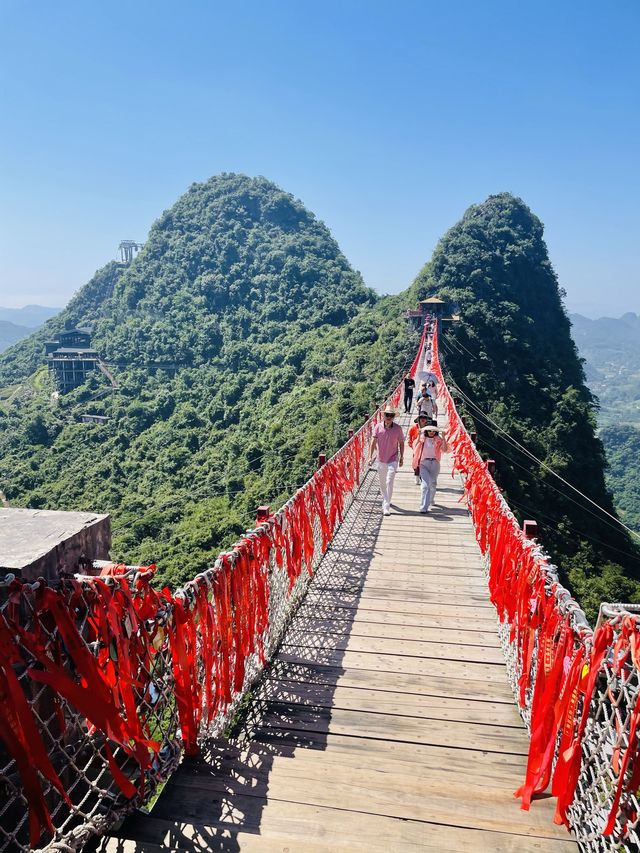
[0,328,425,853]
[431,320,640,852]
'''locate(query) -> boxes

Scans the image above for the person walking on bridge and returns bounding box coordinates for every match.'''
[415,387,436,419]
[403,373,416,413]
[422,369,438,395]
[412,423,448,514]
[369,405,404,516]
[408,412,430,484]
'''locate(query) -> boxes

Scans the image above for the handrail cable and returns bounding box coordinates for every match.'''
[441,328,482,362]
[451,379,640,545]
[475,432,640,564]
[437,337,640,545]
[445,386,640,551]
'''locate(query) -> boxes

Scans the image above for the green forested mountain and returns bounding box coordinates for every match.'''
[418,193,640,618]
[600,425,640,534]
[2,180,634,619]
[0,174,417,587]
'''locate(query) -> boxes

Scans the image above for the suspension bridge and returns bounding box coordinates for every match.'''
[1,322,639,852]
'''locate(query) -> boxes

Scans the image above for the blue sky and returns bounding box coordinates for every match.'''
[0,0,638,316]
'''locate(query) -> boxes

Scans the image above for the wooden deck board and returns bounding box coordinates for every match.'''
[289,617,503,646]
[109,411,576,851]
[281,631,506,663]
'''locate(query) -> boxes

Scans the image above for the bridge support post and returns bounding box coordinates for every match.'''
[317,453,327,468]
[256,505,270,525]
[487,459,496,476]
[348,428,354,440]
[523,519,538,540]
[470,431,477,445]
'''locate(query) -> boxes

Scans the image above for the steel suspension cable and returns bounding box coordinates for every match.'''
[475,432,640,564]
[437,336,640,545]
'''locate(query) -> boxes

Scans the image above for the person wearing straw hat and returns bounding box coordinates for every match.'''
[369,404,404,516]
[412,422,449,513]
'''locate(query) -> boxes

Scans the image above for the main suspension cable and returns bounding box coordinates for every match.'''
[438,336,640,545]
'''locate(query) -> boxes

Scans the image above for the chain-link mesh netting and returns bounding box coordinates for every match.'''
[0,345,413,853]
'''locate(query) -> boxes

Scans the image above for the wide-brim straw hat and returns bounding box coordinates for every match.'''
[422,424,440,433]
[383,404,397,416]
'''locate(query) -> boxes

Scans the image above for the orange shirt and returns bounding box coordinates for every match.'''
[407,423,420,448]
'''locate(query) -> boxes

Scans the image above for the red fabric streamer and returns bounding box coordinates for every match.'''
[429,319,604,831]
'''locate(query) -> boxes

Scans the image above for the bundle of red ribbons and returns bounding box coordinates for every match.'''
[0,360,410,848]
[431,321,640,836]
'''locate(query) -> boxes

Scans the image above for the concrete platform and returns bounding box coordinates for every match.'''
[0,507,110,581]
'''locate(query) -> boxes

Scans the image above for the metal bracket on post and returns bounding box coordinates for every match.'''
[317,453,326,468]
[523,519,538,540]
[256,505,270,525]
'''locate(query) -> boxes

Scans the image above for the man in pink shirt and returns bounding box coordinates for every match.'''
[368,404,405,516]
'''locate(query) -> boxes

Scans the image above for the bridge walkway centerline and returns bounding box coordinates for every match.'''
[98,410,577,853]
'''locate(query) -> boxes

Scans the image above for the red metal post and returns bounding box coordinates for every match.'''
[317,453,327,467]
[523,519,538,540]
[256,505,270,524]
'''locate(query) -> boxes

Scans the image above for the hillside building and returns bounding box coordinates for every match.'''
[79,413,109,425]
[45,327,99,393]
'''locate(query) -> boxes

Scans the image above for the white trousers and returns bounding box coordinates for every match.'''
[377,461,398,509]
[420,459,440,511]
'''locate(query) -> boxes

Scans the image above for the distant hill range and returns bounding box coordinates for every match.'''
[569,311,640,425]
[0,305,60,353]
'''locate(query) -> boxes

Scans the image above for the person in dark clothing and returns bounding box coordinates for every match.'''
[403,374,415,413]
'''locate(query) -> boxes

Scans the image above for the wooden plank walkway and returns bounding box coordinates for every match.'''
[99,411,577,853]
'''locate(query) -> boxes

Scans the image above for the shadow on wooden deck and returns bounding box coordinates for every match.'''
[106,471,384,852]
